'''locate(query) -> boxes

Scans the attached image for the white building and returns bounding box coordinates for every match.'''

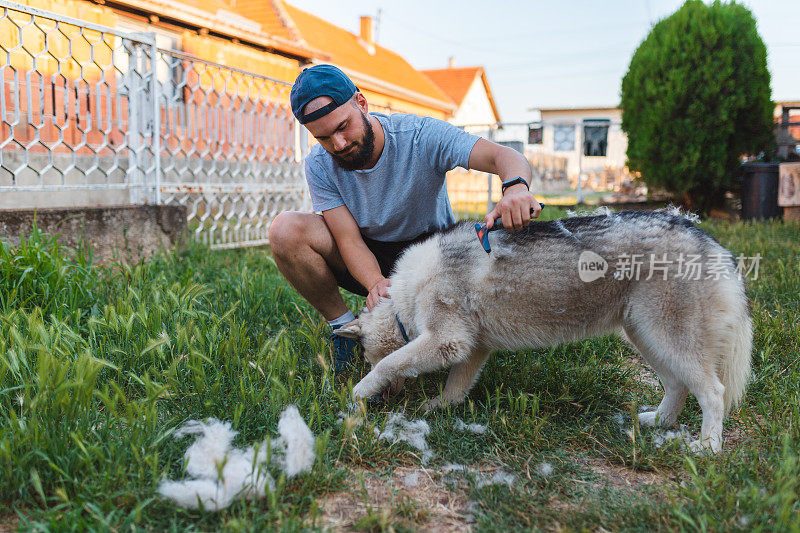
[421,61,501,136]
[420,61,505,215]
[528,106,634,192]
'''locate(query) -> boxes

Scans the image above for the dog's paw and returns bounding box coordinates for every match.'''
[352,381,370,400]
[688,437,721,454]
[423,396,445,412]
[638,411,660,427]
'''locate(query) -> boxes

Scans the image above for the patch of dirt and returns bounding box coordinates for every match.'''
[313,467,474,532]
[724,410,768,448]
[0,512,20,533]
[623,355,661,389]
[577,456,674,496]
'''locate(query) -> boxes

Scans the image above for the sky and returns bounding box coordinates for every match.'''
[289,0,799,123]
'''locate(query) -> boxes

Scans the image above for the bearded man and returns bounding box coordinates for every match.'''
[269,64,541,373]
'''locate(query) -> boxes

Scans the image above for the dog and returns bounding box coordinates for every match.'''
[335,209,753,452]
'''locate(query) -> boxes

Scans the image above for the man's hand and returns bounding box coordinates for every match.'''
[486,183,542,231]
[366,277,391,311]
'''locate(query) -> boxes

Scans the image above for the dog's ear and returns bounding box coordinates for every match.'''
[335,319,361,339]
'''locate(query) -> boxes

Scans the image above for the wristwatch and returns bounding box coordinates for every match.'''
[501,176,529,195]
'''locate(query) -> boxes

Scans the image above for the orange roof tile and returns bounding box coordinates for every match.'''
[283,2,455,114]
[231,0,300,43]
[422,66,501,122]
[115,0,316,59]
[420,67,480,106]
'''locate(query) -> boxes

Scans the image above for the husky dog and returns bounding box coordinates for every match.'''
[336,209,752,452]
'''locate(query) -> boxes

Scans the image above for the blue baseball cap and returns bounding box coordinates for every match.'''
[290,65,358,124]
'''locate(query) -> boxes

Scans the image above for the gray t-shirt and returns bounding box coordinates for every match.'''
[304,112,480,242]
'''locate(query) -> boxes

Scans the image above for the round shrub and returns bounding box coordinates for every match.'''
[620,0,773,211]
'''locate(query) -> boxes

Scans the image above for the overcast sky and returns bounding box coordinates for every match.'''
[290,0,799,123]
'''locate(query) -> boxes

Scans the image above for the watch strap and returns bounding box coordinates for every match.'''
[501,176,529,194]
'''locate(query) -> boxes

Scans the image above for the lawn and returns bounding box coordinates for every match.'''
[1,209,799,531]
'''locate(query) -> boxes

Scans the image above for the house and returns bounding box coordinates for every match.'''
[1,0,458,210]
[8,0,454,117]
[421,60,501,135]
[283,7,455,119]
[527,106,634,192]
[419,61,503,214]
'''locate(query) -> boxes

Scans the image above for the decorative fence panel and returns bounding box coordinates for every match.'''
[0,0,307,248]
[155,50,306,248]
[0,0,158,206]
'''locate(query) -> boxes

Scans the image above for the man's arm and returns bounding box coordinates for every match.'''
[467,138,542,231]
[322,205,390,311]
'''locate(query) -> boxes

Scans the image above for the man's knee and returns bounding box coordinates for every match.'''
[269,211,306,255]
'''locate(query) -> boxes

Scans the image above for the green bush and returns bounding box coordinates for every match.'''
[0,222,100,323]
[620,0,773,212]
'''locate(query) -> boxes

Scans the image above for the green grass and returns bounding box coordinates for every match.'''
[1,210,799,531]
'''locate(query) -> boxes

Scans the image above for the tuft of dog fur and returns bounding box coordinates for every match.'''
[158,405,315,510]
[338,210,752,452]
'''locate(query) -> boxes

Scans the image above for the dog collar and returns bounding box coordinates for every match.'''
[395,313,410,344]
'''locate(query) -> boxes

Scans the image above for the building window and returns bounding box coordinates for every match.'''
[553,123,575,151]
[528,124,543,145]
[583,119,609,157]
[498,140,524,154]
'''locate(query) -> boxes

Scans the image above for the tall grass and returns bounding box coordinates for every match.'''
[0,222,99,324]
[1,212,798,530]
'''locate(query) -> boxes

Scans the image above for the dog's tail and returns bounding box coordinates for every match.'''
[711,268,753,416]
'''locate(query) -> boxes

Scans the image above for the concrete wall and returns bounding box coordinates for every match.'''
[0,205,187,262]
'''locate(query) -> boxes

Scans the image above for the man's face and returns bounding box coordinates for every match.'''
[304,96,375,171]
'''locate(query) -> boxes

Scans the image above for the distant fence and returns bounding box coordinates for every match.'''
[776,105,800,161]
[0,0,306,248]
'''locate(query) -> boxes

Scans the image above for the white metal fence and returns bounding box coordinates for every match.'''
[155,49,307,248]
[0,0,306,248]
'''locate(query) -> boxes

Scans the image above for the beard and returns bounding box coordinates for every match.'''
[331,111,375,171]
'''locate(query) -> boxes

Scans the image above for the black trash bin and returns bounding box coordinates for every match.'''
[740,162,780,220]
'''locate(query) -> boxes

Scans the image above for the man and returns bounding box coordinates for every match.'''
[269,64,541,373]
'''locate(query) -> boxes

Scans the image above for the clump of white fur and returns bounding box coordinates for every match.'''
[652,424,693,448]
[566,206,613,218]
[374,412,434,464]
[476,470,516,488]
[403,471,421,488]
[656,204,701,223]
[158,405,315,511]
[272,406,316,477]
[441,463,516,489]
[454,418,487,435]
[441,463,470,473]
[537,462,554,477]
[564,204,701,225]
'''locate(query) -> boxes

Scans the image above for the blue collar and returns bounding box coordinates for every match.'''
[395,313,410,344]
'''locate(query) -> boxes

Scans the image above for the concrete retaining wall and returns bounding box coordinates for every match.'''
[0,205,187,262]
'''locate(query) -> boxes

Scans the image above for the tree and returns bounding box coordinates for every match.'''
[620,0,773,212]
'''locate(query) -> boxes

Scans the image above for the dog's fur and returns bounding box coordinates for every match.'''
[337,209,752,452]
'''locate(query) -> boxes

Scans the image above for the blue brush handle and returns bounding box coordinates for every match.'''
[487,204,545,232]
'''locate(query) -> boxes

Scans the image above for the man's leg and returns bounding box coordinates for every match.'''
[268,211,350,320]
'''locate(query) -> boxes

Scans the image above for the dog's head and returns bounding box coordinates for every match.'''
[335,300,407,366]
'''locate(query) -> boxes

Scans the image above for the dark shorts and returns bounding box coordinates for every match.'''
[333,232,435,297]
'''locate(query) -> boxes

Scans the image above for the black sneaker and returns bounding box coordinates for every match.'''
[329,330,361,375]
